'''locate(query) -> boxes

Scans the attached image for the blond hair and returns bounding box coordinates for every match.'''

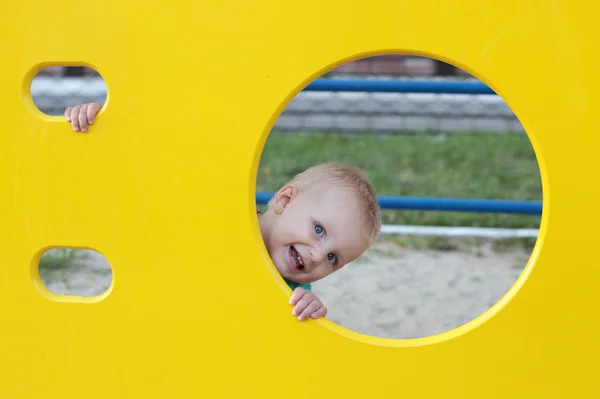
[271,163,381,244]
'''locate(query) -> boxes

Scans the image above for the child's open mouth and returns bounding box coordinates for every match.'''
[289,246,305,271]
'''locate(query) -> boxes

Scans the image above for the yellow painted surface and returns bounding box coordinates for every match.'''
[1,0,599,397]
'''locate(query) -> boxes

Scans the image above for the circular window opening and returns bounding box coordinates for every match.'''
[256,54,541,339]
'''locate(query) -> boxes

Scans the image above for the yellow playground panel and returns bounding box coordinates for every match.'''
[1,0,599,397]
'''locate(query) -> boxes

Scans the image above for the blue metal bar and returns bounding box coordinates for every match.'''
[256,193,542,215]
[303,79,496,95]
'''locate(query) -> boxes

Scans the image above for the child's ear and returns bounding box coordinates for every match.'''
[273,185,298,214]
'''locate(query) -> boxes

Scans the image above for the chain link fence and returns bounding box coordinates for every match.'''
[30,59,523,134]
[31,67,106,116]
[276,87,522,134]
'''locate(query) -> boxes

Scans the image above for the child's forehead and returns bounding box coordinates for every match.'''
[304,184,358,205]
[304,187,363,222]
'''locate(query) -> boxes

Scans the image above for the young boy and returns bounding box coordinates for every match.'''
[65,104,382,322]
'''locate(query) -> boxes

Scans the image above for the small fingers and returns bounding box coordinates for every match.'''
[289,288,327,321]
[310,305,327,319]
[66,103,101,132]
[78,103,89,132]
[296,300,322,321]
[289,287,307,306]
[292,292,318,320]
[69,105,81,131]
[86,102,101,124]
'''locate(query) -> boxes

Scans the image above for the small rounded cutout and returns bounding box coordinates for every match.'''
[257,54,541,340]
[37,248,112,298]
[29,66,106,116]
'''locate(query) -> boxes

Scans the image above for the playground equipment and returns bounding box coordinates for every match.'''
[1,0,598,397]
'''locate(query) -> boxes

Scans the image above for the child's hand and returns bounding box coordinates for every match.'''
[289,287,327,321]
[64,102,102,132]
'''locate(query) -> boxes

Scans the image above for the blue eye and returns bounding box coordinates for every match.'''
[328,253,336,262]
[314,224,324,235]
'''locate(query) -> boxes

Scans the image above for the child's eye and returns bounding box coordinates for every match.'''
[314,224,324,236]
[327,253,336,263]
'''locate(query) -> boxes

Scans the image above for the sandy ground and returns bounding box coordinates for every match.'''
[40,236,532,340]
[312,237,530,339]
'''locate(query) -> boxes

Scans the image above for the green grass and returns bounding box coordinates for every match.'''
[38,248,84,279]
[38,248,78,271]
[256,131,542,229]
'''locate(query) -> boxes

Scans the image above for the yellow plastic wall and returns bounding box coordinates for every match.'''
[1,0,599,397]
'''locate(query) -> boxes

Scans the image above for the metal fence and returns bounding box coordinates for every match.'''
[31,74,107,116]
[277,78,523,134]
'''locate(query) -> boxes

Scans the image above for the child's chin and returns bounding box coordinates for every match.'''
[274,263,290,277]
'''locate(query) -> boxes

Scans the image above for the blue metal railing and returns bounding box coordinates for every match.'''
[303,79,496,95]
[256,193,541,215]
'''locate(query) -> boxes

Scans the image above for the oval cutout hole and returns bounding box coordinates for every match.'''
[37,248,112,297]
[30,66,107,116]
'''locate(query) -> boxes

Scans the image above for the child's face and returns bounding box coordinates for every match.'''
[265,184,371,285]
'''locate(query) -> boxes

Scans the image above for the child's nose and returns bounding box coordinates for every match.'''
[310,245,326,264]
